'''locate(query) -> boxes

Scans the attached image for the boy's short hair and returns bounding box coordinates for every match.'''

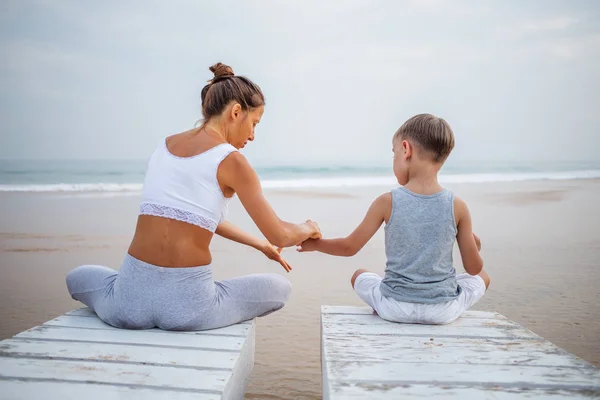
[393,114,455,163]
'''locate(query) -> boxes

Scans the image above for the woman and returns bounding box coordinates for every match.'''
[66,63,321,331]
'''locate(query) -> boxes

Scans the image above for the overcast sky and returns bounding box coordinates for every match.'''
[1,0,599,166]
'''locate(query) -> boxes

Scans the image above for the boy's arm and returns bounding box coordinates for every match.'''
[454,196,484,275]
[297,193,390,256]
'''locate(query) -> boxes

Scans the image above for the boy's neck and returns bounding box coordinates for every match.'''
[404,164,443,195]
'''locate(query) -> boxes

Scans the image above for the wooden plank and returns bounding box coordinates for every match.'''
[321,306,600,399]
[325,361,600,387]
[0,307,256,399]
[323,335,590,368]
[321,306,505,320]
[326,384,599,399]
[63,307,102,317]
[44,315,250,337]
[0,339,238,370]
[0,380,220,400]
[320,306,375,315]
[322,319,540,339]
[14,326,245,351]
[221,318,255,399]
[65,308,252,325]
[0,357,230,393]
[323,313,517,328]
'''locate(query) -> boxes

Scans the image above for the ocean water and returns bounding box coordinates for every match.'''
[1,159,600,192]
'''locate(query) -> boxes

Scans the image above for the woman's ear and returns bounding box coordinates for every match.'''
[230,103,242,120]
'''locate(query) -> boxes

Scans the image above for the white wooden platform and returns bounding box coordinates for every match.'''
[321,306,600,399]
[0,307,255,399]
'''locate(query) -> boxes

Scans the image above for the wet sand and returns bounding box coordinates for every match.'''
[1,179,599,399]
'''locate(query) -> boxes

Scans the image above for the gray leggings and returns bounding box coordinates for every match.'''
[65,253,292,330]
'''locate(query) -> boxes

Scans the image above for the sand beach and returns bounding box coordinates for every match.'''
[1,179,599,399]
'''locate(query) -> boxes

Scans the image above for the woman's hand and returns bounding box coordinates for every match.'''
[259,240,292,273]
[304,220,321,240]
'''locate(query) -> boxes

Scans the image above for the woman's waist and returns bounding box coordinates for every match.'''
[129,216,214,268]
[121,252,212,272]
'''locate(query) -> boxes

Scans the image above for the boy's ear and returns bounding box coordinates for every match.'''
[402,140,412,159]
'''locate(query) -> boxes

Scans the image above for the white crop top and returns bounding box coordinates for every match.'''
[139,138,238,232]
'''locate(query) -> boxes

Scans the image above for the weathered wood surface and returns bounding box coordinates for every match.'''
[321,306,600,399]
[0,307,255,399]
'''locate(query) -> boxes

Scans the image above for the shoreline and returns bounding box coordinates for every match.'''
[0,175,600,194]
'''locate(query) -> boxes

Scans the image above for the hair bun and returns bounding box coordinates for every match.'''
[209,63,234,79]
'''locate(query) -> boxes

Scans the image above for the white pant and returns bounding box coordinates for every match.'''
[354,272,486,325]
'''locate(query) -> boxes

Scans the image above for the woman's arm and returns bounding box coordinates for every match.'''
[218,152,320,248]
[215,221,292,272]
[215,221,264,250]
[297,193,390,256]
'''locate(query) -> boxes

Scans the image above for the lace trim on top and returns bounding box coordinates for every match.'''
[139,202,217,232]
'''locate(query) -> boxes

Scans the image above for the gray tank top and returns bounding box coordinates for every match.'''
[380,186,461,304]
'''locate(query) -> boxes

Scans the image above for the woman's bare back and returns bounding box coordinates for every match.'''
[128,129,233,268]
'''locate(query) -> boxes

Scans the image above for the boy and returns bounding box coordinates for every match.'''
[298,114,490,324]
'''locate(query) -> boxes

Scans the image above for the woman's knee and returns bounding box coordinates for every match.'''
[230,274,292,320]
[268,274,292,302]
[258,277,289,317]
[66,265,89,296]
[65,264,116,297]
